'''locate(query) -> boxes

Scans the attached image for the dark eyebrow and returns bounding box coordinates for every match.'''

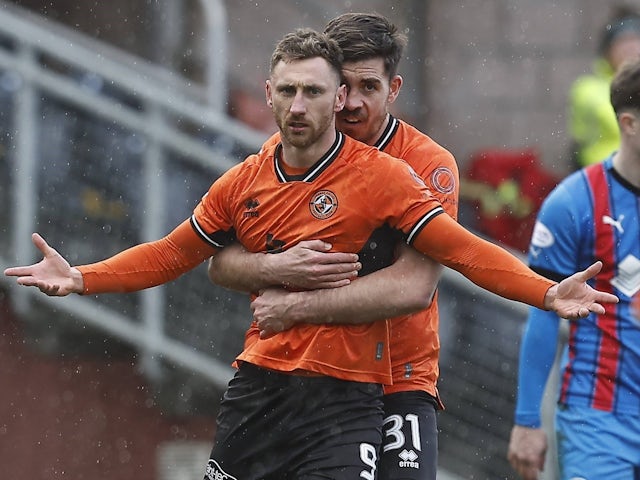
[304,84,326,92]
[361,77,383,85]
[276,82,326,93]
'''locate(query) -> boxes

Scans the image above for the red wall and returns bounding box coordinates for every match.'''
[0,294,217,480]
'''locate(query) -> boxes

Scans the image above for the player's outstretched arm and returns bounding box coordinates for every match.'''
[4,233,84,296]
[411,213,618,316]
[209,240,361,291]
[6,221,216,296]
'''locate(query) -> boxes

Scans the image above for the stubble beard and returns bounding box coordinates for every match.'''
[279,111,335,149]
[336,110,369,144]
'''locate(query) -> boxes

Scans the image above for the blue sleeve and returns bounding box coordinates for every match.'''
[514,307,561,427]
[514,175,586,427]
[528,175,585,277]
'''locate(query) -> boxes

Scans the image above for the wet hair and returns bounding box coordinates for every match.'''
[600,7,640,55]
[270,28,343,81]
[324,12,408,78]
[610,58,640,115]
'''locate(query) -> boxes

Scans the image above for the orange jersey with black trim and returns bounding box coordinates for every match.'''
[192,132,446,384]
[375,116,458,398]
[259,117,459,396]
[256,119,550,400]
[374,116,460,398]
[78,127,552,386]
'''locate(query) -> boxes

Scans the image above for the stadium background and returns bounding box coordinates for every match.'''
[0,1,632,479]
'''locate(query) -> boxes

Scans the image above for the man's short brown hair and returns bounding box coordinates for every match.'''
[610,58,640,115]
[324,12,407,78]
[270,28,343,82]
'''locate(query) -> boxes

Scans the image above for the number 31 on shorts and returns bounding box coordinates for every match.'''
[383,413,421,452]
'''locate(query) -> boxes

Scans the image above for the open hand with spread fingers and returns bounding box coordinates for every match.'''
[4,233,84,296]
[543,261,618,319]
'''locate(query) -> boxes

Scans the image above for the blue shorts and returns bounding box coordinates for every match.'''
[556,404,640,480]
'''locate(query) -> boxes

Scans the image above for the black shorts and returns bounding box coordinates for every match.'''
[378,391,439,480]
[203,362,384,480]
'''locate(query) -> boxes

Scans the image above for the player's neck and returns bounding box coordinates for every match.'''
[612,148,640,189]
[369,113,391,147]
[280,128,338,169]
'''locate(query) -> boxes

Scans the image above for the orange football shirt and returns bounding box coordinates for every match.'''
[78,129,553,387]
[193,132,445,384]
[375,116,459,398]
[260,116,460,398]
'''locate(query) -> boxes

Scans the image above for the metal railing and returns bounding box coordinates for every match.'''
[0,2,266,389]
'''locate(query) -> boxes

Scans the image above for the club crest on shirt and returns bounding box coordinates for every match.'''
[309,190,338,219]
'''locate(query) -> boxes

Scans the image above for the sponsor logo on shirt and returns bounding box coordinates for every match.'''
[602,214,625,234]
[243,198,260,218]
[429,166,456,194]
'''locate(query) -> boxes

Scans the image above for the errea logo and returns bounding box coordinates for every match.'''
[204,459,237,480]
[398,449,419,469]
[243,198,260,218]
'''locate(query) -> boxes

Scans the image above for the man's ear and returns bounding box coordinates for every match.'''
[265,80,273,108]
[388,74,403,104]
[619,111,637,135]
[335,83,347,112]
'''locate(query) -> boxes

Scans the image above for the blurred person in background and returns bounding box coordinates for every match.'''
[508,58,640,480]
[458,148,558,253]
[568,5,640,170]
[5,26,617,480]
[208,12,459,480]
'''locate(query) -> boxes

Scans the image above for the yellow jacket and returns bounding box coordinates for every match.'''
[568,58,619,168]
